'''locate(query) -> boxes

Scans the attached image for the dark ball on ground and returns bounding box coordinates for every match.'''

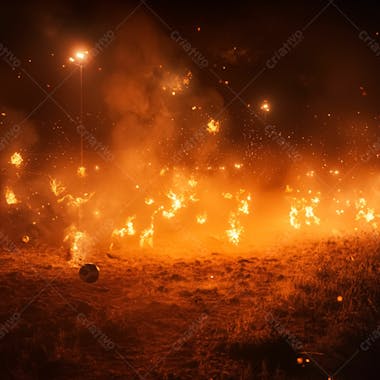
[79,264,100,283]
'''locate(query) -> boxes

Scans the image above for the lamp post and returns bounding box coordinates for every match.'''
[69,50,88,172]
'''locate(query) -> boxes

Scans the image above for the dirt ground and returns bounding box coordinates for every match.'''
[0,234,379,379]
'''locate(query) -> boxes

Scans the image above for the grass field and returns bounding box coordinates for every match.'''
[0,234,379,379]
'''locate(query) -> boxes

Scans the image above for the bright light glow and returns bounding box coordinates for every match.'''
[69,50,89,64]
[260,100,270,112]
[5,187,18,205]
[77,166,86,177]
[206,118,220,134]
[10,152,23,167]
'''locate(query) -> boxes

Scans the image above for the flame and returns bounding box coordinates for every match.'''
[64,225,90,265]
[112,216,136,237]
[206,119,220,134]
[226,212,243,245]
[50,178,66,197]
[5,187,19,205]
[196,213,207,224]
[140,222,154,248]
[288,192,321,229]
[10,152,23,168]
[162,190,185,219]
[58,192,94,207]
[355,198,377,226]
[188,177,198,188]
[145,198,155,205]
[223,192,233,199]
[289,207,301,229]
[77,166,86,177]
[237,193,251,215]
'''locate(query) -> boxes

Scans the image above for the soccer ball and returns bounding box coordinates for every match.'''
[79,264,100,283]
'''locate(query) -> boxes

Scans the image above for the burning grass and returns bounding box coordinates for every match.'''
[0,233,379,379]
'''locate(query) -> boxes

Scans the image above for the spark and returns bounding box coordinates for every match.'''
[206,118,220,134]
[77,166,86,177]
[5,187,18,205]
[112,216,136,237]
[196,213,207,224]
[58,192,94,207]
[226,213,243,245]
[64,225,90,266]
[10,152,23,168]
[140,222,154,248]
[50,178,66,197]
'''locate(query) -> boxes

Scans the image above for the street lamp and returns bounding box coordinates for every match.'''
[69,50,89,172]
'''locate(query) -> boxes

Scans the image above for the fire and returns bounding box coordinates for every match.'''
[10,152,23,167]
[226,213,243,245]
[196,213,207,224]
[140,222,154,248]
[5,187,19,205]
[50,178,66,196]
[223,192,233,199]
[288,192,321,229]
[206,119,220,134]
[289,207,301,230]
[112,216,136,237]
[188,177,198,188]
[237,192,251,215]
[145,198,155,205]
[162,190,185,219]
[64,225,90,266]
[355,198,377,226]
[58,192,94,207]
[77,166,86,177]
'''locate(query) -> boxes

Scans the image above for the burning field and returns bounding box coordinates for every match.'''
[1,1,380,379]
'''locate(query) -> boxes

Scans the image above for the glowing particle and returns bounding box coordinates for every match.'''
[5,187,18,205]
[206,118,220,134]
[260,101,270,112]
[10,152,23,167]
[77,166,86,177]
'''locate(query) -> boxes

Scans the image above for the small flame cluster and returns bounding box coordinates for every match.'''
[3,150,380,254]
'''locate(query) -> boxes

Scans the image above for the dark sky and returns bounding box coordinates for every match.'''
[0,0,380,165]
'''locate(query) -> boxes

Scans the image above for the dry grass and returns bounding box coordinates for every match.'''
[0,234,379,379]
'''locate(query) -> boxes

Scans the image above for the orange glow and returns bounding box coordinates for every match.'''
[77,166,86,177]
[260,100,270,112]
[206,118,220,134]
[5,187,18,205]
[10,152,23,167]
[50,178,66,197]
[196,213,207,224]
[69,50,89,63]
